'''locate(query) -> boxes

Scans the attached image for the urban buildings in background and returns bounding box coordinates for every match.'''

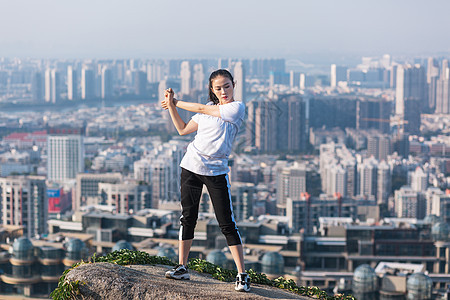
[0,55,449,299]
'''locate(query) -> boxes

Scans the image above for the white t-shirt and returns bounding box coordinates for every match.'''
[180,101,245,176]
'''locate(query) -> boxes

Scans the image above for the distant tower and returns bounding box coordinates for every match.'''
[134,71,147,97]
[45,69,60,103]
[180,61,191,95]
[377,161,391,204]
[193,63,205,91]
[435,60,450,114]
[81,67,95,100]
[67,66,77,100]
[101,67,113,99]
[0,176,47,238]
[330,64,347,88]
[395,64,426,134]
[299,73,306,90]
[147,60,164,83]
[427,57,439,111]
[47,134,84,182]
[233,61,246,102]
[31,72,44,102]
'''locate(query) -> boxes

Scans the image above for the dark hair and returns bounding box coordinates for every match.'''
[208,69,234,105]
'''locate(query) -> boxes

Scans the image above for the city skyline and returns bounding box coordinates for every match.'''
[0,0,449,61]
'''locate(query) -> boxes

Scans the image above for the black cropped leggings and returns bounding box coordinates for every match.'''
[179,167,242,246]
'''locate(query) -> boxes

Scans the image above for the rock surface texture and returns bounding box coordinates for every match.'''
[65,262,309,300]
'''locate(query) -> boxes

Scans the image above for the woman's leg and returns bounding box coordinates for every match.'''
[229,244,245,274]
[179,168,203,265]
[179,239,193,265]
[203,173,245,273]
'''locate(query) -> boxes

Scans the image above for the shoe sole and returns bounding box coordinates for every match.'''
[165,274,190,280]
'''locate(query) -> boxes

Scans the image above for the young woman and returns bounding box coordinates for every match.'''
[161,69,250,292]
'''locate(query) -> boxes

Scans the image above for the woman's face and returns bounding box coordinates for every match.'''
[211,76,235,104]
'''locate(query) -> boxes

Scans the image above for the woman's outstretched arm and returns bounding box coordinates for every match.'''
[161,89,198,136]
[174,100,221,118]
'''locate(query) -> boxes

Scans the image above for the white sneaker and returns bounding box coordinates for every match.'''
[165,264,190,280]
[235,272,250,292]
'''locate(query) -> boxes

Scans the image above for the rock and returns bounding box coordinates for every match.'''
[65,262,309,300]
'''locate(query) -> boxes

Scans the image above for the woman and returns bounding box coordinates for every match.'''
[161,69,250,292]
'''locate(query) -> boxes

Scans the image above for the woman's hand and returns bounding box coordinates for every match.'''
[161,88,177,110]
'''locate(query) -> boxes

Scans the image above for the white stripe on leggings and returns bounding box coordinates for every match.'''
[225,174,242,243]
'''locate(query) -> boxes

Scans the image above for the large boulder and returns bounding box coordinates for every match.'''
[65,262,308,299]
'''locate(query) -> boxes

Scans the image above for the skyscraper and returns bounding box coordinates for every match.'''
[234,61,246,102]
[31,72,44,102]
[435,60,450,114]
[134,71,147,97]
[0,176,47,238]
[180,61,191,95]
[47,134,84,182]
[330,64,348,88]
[81,67,95,100]
[67,66,77,100]
[395,64,427,134]
[395,64,427,115]
[357,157,378,200]
[246,99,278,152]
[192,63,205,91]
[101,67,113,99]
[395,186,425,219]
[377,161,391,205]
[427,57,439,111]
[356,99,391,134]
[45,68,60,103]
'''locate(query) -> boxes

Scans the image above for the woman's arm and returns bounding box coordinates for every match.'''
[174,100,221,118]
[161,90,198,136]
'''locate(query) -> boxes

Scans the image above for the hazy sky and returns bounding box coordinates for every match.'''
[0,0,449,60]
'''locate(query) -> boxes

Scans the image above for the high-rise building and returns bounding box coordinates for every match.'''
[431,191,450,224]
[410,167,428,192]
[150,159,171,209]
[435,60,450,114]
[395,64,427,134]
[75,173,122,212]
[192,63,205,91]
[99,182,151,214]
[31,72,44,102]
[180,61,191,95]
[277,95,308,152]
[427,57,439,111]
[0,176,47,238]
[147,60,164,83]
[233,62,246,102]
[330,64,348,88]
[47,134,84,182]
[276,162,307,208]
[356,99,391,134]
[231,182,255,222]
[246,99,278,152]
[101,67,113,99]
[134,71,147,97]
[67,66,77,100]
[81,67,95,100]
[367,134,391,161]
[395,186,425,219]
[45,68,60,103]
[377,161,391,205]
[246,94,308,153]
[357,157,378,200]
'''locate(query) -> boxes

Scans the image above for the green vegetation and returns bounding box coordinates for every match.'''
[51,249,356,300]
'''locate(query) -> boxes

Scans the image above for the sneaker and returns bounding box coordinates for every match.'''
[165,264,190,280]
[235,272,250,292]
